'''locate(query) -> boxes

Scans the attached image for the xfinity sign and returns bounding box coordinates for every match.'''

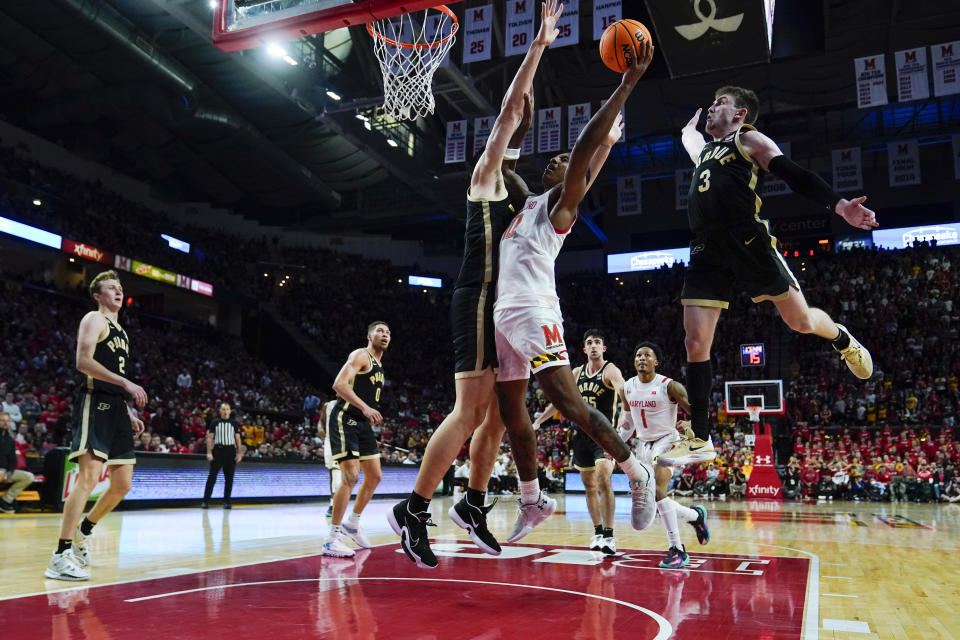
[872,223,960,249]
[607,247,690,274]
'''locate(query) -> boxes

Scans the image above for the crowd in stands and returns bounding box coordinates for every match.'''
[3,139,960,504]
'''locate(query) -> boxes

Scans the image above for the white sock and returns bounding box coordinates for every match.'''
[657,498,683,549]
[519,479,540,504]
[618,454,646,482]
[329,524,342,538]
[331,469,342,494]
[670,499,699,522]
[348,511,360,525]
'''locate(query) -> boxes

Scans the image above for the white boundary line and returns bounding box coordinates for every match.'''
[754,543,820,640]
[125,576,674,640]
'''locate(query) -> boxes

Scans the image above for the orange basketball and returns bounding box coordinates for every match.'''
[599,19,652,73]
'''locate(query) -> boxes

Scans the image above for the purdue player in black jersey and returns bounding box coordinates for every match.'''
[323,321,389,558]
[661,86,877,466]
[532,330,624,555]
[45,270,148,581]
[389,0,566,570]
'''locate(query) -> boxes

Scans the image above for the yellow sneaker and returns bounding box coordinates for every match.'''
[657,437,717,466]
[834,324,873,379]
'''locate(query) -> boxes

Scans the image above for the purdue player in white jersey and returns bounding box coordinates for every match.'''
[320,399,342,519]
[493,45,660,541]
[618,342,709,569]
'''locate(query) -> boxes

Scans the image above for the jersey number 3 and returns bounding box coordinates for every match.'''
[697,169,711,193]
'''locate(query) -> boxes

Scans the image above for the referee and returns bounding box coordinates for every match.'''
[201,402,242,509]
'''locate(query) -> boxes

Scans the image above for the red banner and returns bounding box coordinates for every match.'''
[746,422,782,499]
[61,238,114,265]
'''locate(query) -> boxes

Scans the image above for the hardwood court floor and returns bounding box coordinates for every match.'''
[1,496,958,639]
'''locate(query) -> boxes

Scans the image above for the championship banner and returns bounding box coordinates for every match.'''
[537,107,561,153]
[444,119,467,163]
[761,142,791,197]
[462,5,493,63]
[931,40,960,97]
[954,134,960,181]
[592,0,622,40]
[61,238,113,265]
[895,47,929,102]
[551,0,579,48]
[473,116,493,156]
[675,168,693,211]
[505,0,535,57]
[617,175,642,216]
[888,140,921,187]
[855,54,888,108]
[832,147,862,192]
[427,12,452,67]
[521,125,535,156]
[567,103,591,149]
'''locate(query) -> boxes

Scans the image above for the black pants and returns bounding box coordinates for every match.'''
[204,446,237,501]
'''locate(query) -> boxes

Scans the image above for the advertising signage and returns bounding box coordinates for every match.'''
[131,260,178,286]
[872,223,960,249]
[607,247,690,274]
[61,238,113,265]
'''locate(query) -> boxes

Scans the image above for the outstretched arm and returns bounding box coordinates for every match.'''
[581,112,624,194]
[502,91,537,210]
[550,40,654,230]
[681,108,705,164]
[740,129,879,230]
[471,0,562,199]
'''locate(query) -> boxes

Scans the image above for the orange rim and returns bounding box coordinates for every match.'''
[367,5,458,51]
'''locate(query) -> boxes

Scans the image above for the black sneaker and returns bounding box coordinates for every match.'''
[223,501,232,510]
[689,505,709,545]
[0,500,15,514]
[387,500,437,569]
[200,501,209,509]
[448,497,501,555]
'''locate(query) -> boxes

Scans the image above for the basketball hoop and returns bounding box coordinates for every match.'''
[367,5,458,120]
[746,405,762,423]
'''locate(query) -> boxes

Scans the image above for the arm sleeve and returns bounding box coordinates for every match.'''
[767,155,842,211]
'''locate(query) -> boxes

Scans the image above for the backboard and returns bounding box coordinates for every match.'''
[724,379,784,416]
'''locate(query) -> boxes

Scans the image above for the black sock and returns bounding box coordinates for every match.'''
[686,360,713,440]
[594,524,604,536]
[57,539,72,554]
[408,491,431,514]
[603,527,613,538]
[832,326,851,350]
[466,488,486,508]
[80,517,96,536]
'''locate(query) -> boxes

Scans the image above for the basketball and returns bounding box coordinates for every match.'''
[599,19,652,73]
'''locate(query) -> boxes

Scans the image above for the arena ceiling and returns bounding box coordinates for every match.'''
[0,0,958,247]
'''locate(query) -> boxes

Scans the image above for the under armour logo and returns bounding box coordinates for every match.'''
[755,455,771,465]
[674,0,744,41]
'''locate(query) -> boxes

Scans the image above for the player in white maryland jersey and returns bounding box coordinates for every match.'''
[618,342,710,569]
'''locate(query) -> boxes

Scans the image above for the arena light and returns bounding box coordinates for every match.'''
[32,199,42,206]
[325,90,342,101]
[282,55,298,66]
[0,215,61,249]
[161,233,191,253]
[355,113,369,122]
[267,44,287,58]
[208,0,217,8]
[408,275,442,288]
[387,139,398,147]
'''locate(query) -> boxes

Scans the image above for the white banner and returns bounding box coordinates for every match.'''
[567,103,591,149]
[444,119,467,164]
[832,147,862,192]
[888,140,921,187]
[600,98,626,143]
[761,142,792,197]
[505,0,535,57]
[895,47,929,102]
[552,0,579,48]
[592,0,622,40]
[521,126,535,156]
[855,54,888,108]
[462,5,493,63]
[675,168,693,211]
[537,107,561,153]
[617,175,642,216]
[954,134,960,181]
[932,40,960,97]
[473,116,493,156]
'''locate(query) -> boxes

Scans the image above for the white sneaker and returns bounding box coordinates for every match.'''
[588,533,604,551]
[44,549,90,581]
[342,521,373,548]
[601,536,617,556]
[834,324,873,379]
[506,491,557,543]
[322,536,355,558]
[657,437,717,466]
[73,525,90,568]
[629,463,657,531]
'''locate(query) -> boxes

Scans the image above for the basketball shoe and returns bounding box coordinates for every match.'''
[44,549,90,581]
[834,324,873,379]
[72,525,90,568]
[388,499,438,569]
[449,497,501,555]
[601,536,617,556]
[506,491,557,543]
[629,463,657,531]
[657,436,717,466]
[322,535,355,558]
[342,520,373,548]
[659,546,690,569]
[588,533,604,551]
[688,505,710,545]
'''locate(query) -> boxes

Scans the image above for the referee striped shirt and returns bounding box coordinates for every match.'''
[208,418,239,447]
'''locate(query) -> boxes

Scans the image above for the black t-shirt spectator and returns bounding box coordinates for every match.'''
[207,417,239,447]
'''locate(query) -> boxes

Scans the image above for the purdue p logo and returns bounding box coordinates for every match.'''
[541,323,564,348]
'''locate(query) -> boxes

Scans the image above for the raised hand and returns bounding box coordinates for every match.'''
[683,108,702,133]
[535,0,564,46]
[621,39,654,87]
[835,196,879,230]
[605,112,624,146]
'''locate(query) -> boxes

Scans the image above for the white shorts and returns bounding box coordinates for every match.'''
[493,305,569,382]
[634,431,680,466]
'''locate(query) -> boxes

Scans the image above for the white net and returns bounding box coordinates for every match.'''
[368,6,457,120]
[746,406,762,423]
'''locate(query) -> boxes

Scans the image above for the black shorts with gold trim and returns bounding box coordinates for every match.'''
[681,218,800,309]
[571,427,606,470]
[328,405,380,461]
[451,285,497,379]
[70,390,136,465]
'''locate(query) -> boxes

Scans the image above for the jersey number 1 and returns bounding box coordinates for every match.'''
[640,409,649,429]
